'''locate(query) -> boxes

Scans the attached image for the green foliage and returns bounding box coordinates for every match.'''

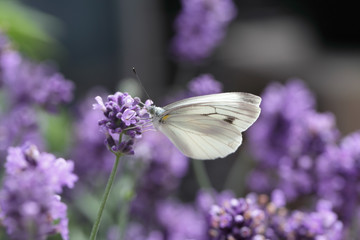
[38,108,73,155]
[47,233,63,240]
[0,0,62,60]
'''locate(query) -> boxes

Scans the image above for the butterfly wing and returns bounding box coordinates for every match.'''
[154,92,261,160]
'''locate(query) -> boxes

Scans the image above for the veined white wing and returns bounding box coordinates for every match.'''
[151,92,261,160]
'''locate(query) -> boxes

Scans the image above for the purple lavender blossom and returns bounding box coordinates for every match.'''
[248,79,316,167]
[274,111,339,200]
[248,80,339,200]
[171,0,237,62]
[0,51,74,111]
[0,144,77,240]
[207,192,343,239]
[282,200,343,239]
[208,194,269,239]
[316,132,360,224]
[94,92,151,155]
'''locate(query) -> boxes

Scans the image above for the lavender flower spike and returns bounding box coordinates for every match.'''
[171,0,237,62]
[0,144,77,240]
[94,92,151,155]
[207,191,343,239]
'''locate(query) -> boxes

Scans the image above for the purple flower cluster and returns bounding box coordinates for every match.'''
[0,51,74,111]
[208,192,343,239]
[317,132,360,224]
[127,189,343,240]
[247,79,360,228]
[171,0,237,62]
[248,80,339,200]
[0,144,77,240]
[94,92,151,155]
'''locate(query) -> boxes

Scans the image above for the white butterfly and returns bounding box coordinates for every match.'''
[147,92,261,160]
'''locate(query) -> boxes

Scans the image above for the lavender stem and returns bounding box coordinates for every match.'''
[89,154,121,240]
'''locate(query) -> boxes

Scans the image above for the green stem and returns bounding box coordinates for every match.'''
[192,160,212,189]
[89,154,121,240]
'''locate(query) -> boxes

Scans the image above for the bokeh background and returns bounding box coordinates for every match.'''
[1,0,360,239]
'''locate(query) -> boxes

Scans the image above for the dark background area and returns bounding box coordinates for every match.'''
[22,0,360,91]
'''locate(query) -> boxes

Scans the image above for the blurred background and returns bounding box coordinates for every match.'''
[1,0,360,239]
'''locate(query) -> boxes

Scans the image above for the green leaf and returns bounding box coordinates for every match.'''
[0,0,62,59]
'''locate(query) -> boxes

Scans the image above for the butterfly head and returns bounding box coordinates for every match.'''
[143,100,166,119]
[148,106,165,118]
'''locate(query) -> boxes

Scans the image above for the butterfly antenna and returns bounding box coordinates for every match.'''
[132,67,152,100]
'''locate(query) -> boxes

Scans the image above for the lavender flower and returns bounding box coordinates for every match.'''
[282,200,343,239]
[248,80,339,200]
[171,0,237,62]
[248,80,316,167]
[0,51,74,111]
[316,132,360,224]
[94,92,151,155]
[0,144,77,240]
[208,194,269,239]
[275,112,339,200]
[207,192,343,239]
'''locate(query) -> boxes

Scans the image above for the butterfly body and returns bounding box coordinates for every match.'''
[148,92,261,160]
